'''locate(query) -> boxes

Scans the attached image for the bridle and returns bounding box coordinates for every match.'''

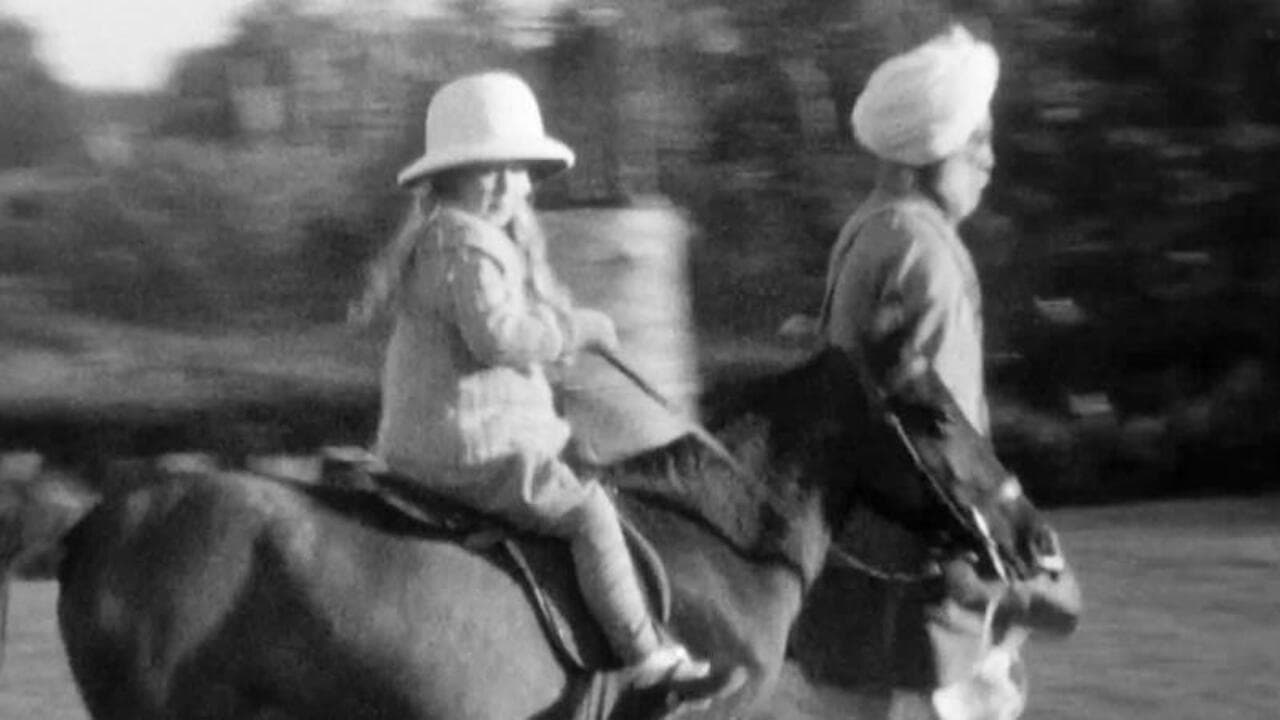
[883,405,1018,584]
[836,354,1023,585]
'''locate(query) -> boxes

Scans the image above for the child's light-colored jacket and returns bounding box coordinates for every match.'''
[375,207,576,479]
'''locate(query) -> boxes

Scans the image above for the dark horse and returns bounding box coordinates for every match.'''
[0,349,1076,719]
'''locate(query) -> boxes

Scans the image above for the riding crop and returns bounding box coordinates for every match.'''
[589,346,748,479]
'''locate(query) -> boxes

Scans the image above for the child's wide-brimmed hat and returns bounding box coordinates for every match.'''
[397,71,575,188]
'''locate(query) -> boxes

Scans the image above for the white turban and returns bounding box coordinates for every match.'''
[851,26,1000,166]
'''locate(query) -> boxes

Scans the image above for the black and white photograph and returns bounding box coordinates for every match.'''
[0,1,1276,718]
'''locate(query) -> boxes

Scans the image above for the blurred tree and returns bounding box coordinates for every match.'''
[154,0,318,143]
[450,0,504,26]
[0,15,82,169]
[447,0,526,51]
[537,8,626,205]
[155,47,239,141]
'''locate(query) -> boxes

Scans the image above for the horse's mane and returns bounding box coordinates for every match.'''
[601,349,863,569]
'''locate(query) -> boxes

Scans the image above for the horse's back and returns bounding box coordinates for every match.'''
[57,471,572,720]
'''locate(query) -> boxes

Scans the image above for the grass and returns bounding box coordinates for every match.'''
[753,495,1280,719]
[1022,497,1280,720]
[0,583,82,720]
[0,299,382,413]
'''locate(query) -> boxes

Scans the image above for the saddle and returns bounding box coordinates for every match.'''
[320,449,672,674]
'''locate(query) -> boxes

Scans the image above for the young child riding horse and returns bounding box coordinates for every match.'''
[355,72,712,694]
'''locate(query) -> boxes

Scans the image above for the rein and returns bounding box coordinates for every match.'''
[845,351,1017,585]
[827,543,942,583]
[591,346,749,479]
[882,409,1013,584]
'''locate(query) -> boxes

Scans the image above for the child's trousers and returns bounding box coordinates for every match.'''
[428,447,661,663]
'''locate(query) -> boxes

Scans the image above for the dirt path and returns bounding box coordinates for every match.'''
[1,583,83,720]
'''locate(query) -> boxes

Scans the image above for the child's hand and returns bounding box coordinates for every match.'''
[569,308,620,353]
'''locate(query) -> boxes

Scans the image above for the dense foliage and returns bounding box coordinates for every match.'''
[3,0,1278,499]
[0,18,82,169]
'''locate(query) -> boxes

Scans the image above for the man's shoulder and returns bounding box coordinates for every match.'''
[875,197,954,245]
[841,197,948,260]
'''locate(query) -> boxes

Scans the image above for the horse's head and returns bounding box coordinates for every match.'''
[888,369,1060,577]
[801,349,1079,634]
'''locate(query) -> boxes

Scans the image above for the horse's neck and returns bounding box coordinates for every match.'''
[618,459,835,686]
[619,488,816,667]
[611,415,834,593]
[711,414,838,586]
[606,350,877,595]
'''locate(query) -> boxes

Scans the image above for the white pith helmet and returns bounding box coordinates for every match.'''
[396,71,575,188]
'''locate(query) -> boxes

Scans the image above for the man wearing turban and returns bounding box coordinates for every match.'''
[794,25,1043,720]
[831,23,999,433]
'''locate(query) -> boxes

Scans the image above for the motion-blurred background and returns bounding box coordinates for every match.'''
[2,0,1279,504]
